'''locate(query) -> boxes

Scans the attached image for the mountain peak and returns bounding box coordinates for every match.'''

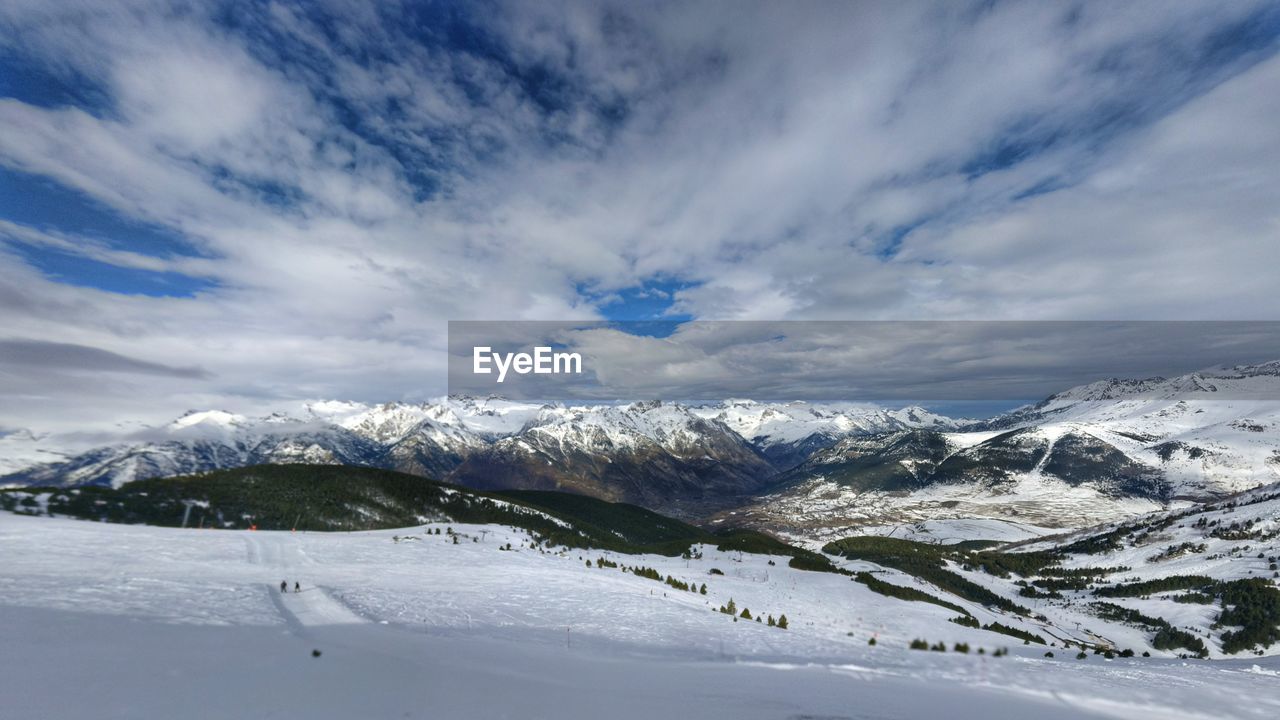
[168,410,247,432]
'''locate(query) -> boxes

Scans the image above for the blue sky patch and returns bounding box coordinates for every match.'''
[0,166,215,297]
[0,50,111,114]
[8,243,217,298]
[602,320,687,339]
[0,166,207,259]
[586,277,698,323]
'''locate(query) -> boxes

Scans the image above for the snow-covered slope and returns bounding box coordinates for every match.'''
[2,510,1279,719]
[776,361,1280,504]
[734,364,1280,542]
[967,361,1280,497]
[986,361,1280,426]
[1006,481,1280,658]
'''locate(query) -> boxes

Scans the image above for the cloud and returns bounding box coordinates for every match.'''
[0,0,1277,434]
[448,320,1280,404]
[0,338,212,379]
[0,220,218,276]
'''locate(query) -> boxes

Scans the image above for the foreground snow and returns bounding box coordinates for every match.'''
[2,513,1279,719]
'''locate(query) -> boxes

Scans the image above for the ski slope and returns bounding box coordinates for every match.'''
[2,513,1279,719]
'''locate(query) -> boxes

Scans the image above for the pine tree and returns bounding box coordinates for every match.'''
[740,608,752,621]
[776,614,788,630]
[700,583,707,595]
[767,615,776,627]
[726,598,737,615]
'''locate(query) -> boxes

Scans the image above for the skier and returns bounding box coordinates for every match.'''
[280,580,287,593]
[294,582,301,593]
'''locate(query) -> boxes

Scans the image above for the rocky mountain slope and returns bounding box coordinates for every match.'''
[689,400,963,469]
[3,362,1279,531]
[0,398,955,514]
[448,402,777,512]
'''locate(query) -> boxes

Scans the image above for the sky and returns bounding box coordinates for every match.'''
[1,0,1280,436]
[447,321,1280,413]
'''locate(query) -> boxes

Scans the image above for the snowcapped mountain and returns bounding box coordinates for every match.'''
[324,402,488,478]
[980,360,1280,429]
[730,363,1280,542]
[442,395,561,437]
[0,429,71,476]
[4,362,1280,534]
[692,400,960,444]
[0,397,956,495]
[690,400,964,469]
[449,401,775,512]
[3,410,384,489]
[968,361,1280,498]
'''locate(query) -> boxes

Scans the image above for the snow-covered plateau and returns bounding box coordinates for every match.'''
[2,511,1279,720]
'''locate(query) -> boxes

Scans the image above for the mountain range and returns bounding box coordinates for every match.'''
[3,362,1279,537]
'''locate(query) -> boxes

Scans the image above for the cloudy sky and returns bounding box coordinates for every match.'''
[447,321,1280,412]
[2,1,1279,434]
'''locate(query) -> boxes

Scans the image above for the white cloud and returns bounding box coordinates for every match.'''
[0,0,1277,435]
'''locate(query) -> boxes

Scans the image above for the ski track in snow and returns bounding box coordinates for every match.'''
[245,533,368,628]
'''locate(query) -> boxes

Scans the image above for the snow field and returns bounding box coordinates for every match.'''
[3,512,1280,719]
